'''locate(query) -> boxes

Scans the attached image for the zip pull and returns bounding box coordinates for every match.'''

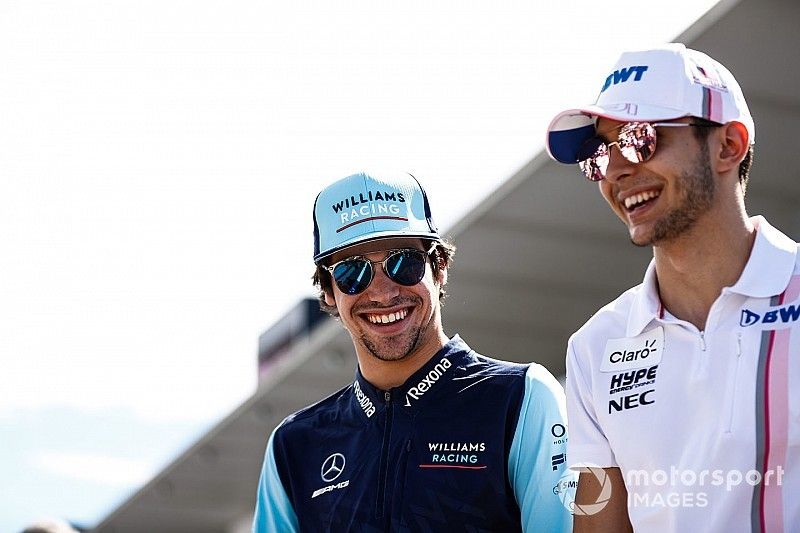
[384,391,391,403]
[699,331,707,352]
[736,333,742,358]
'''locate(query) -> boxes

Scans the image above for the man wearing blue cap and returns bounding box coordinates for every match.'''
[252,171,573,531]
[546,44,800,532]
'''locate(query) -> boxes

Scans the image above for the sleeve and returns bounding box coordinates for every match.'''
[565,337,618,467]
[508,363,574,533]
[252,427,299,533]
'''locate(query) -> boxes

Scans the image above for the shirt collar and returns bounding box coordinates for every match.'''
[626,216,797,337]
[626,259,662,337]
[727,216,797,297]
[352,334,473,418]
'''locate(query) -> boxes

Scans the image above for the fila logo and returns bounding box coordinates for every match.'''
[601,65,648,93]
[552,453,566,471]
[740,305,800,328]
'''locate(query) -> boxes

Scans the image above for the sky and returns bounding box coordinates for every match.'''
[0,1,720,530]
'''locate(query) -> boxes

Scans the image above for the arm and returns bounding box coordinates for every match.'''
[508,363,574,533]
[565,340,632,532]
[573,468,632,533]
[252,428,299,533]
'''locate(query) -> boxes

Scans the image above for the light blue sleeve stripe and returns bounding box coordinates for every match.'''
[253,428,299,533]
[508,363,574,533]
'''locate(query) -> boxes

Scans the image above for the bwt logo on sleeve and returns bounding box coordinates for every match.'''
[600,65,648,93]
[740,304,800,328]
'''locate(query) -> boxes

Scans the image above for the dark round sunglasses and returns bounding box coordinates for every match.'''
[578,121,717,181]
[323,242,437,295]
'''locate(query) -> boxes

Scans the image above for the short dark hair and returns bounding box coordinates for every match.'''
[312,239,456,317]
[691,118,754,194]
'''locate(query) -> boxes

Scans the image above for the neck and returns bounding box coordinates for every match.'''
[653,204,755,330]
[356,327,449,391]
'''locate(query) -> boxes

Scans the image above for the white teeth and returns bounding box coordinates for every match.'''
[367,309,408,325]
[624,190,660,210]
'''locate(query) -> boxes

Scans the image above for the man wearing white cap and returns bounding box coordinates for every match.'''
[546,43,799,532]
[252,171,573,531]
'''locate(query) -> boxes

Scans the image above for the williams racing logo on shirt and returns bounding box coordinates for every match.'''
[421,442,488,470]
[740,304,800,329]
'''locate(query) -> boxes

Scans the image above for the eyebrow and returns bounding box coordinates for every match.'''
[595,122,625,142]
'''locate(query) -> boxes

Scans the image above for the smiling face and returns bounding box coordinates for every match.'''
[323,237,446,363]
[596,117,717,247]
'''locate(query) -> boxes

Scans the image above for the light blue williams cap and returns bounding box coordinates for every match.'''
[312,171,441,264]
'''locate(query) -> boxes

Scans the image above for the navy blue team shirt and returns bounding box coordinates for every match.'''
[253,335,573,532]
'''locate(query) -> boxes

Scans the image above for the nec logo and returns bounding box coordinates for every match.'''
[740,305,800,327]
[601,65,649,93]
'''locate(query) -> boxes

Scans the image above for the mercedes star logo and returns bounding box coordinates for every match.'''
[321,453,346,482]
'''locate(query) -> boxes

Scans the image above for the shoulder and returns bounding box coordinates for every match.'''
[568,284,641,350]
[273,384,356,443]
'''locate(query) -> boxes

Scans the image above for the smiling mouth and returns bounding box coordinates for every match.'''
[364,308,410,325]
[624,190,660,212]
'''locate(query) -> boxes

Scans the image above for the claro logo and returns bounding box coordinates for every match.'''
[600,327,664,373]
[609,339,657,364]
[740,305,800,327]
[404,358,452,407]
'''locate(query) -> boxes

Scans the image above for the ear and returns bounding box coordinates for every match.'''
[436,265,448,288]
[713,121,749,175]
[323,288,337,308]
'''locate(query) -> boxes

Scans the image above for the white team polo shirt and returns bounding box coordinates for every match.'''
[566,216,800,532]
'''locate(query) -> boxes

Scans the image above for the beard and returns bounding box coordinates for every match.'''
[353,295,430,362]
[632,142,715,247]
[360,326,424,362]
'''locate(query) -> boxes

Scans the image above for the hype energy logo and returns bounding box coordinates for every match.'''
[600,65,648,93]
[740,304,800,328]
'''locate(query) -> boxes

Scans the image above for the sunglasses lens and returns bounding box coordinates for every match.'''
[578,140,609,182]
[332,260,372,295]
[619,122,657,163]
[384,250,427,286]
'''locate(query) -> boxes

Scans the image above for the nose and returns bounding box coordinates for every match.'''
[603,144,636,183]
[364,262,400,303]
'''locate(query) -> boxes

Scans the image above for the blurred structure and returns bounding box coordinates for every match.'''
[257,298,329,381]
[21,518,80,533]
[92,0,800,531]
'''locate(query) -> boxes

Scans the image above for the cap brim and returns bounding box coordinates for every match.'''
[546,104,689,164]
[313,231,442,264]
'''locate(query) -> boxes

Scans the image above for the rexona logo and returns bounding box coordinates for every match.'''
[353,380,375,418]
[600,65,648,93]
[404,357,452,407]
[600,327,664,373]
[740,305,800,328]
